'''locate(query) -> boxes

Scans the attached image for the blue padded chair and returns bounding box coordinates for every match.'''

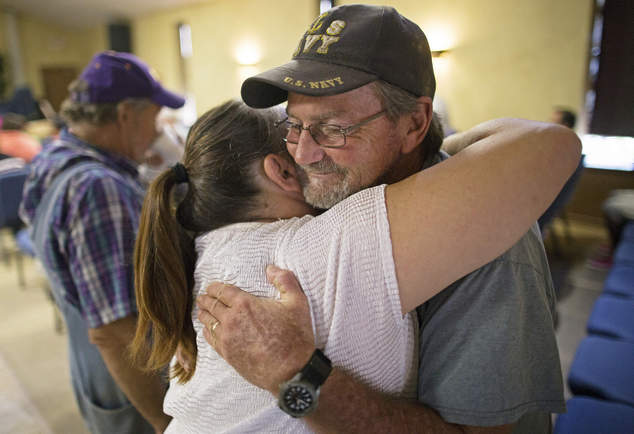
[622,221,634,242]
[0,168,28,230]
[0,167,29,287]
[568,336,634,406]
[603,265,634,298]
[15,228,35,257]
[614,240,634,266]
[587,296,634,342]
[554,396,634,434]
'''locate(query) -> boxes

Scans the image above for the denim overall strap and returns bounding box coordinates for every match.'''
[30,162,154,434]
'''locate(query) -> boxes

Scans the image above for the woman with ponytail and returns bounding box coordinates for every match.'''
[131,100,294,383]
[131,99,579,432]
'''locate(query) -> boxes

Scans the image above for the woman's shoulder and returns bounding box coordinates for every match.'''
[299,184,387,232]
[194,219,308,258]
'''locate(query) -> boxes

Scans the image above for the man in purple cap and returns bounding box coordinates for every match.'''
[197,4,569,433]
[20,51,184,434]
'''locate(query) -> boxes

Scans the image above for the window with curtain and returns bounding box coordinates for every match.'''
[587,0,634,137]
[582,0,634,171]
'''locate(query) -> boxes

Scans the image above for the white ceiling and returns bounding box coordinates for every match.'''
[1,0,211,28]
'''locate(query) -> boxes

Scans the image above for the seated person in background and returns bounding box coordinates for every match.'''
[196,5,578,433]
[539,107,585,232]
[550,107,577,130]
[0,113,42,162]
[132,94,578,432]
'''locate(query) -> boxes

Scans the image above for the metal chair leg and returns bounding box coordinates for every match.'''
[15,250,26,289]
[42,282,64,334]
[0,234,9,265]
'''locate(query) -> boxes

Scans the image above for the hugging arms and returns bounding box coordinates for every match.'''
[196,115,579,433]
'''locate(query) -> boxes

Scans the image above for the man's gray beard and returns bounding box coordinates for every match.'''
[303,177,356,209]
[295,158,359,209]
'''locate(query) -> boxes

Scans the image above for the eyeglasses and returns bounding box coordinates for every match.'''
[274,110,386,149]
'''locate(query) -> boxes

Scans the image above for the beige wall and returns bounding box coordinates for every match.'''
[134,0,593,128]
[133,0,319,115]
[0,14,5,52]
[0,11,107,98]
[338,0,594,130]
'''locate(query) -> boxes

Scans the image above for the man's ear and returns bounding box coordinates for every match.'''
[263,154,303,194]
[400,96,433,155]
[116,101,133,128]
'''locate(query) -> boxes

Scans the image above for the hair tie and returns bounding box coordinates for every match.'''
[171,163,189,183]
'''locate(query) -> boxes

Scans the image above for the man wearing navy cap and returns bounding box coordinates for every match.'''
[20,51,184,433]
[197,4,569,433]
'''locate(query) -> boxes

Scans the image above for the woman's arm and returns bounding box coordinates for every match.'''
[388,118,581,313]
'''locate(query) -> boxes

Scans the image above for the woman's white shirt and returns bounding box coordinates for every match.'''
[164,185,418,433]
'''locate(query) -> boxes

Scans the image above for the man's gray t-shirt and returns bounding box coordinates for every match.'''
[416,152,566,432]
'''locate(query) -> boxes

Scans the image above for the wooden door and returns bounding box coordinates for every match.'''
[41,67,78,112]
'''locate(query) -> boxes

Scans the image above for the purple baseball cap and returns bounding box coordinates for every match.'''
[71,51,185,109]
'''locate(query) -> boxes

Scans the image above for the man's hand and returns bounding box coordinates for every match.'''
[196,265,314,394]
[88,316,171,432]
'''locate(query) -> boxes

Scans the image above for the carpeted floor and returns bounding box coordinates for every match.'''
[545,216,611,401]
[0,216,611,433]
[0,351,51,434]
[0,230,87,434]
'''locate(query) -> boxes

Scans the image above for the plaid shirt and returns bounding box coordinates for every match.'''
[20,129,145,328]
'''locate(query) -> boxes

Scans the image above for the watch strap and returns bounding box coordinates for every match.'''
[299,349,332,387]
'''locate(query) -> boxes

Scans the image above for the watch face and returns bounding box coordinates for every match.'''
[283,385,314,414]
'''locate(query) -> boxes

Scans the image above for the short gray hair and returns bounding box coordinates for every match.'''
[370,80,444,164]
[60,79,154,126]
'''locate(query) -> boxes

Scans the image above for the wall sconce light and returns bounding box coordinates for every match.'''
[235,39,262,66]
[235,39,262,84]
[426,25,454,58]
[431,49,449,58]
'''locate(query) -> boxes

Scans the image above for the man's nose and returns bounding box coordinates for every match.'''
[289,129,325,166]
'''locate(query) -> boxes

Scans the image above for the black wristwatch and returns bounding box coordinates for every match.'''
[278,349,332,418]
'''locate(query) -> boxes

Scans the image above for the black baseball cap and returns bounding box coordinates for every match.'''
[241,4,435,108]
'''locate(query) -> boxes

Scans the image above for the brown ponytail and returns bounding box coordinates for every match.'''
[131,168,197,382]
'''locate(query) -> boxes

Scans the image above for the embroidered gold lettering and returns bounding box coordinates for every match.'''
[326,20,346,36]
[308,12,329,34]
[303,34,322,52]
[308,77,344,88]
[283,77,293,84]
[317,36,339,54]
